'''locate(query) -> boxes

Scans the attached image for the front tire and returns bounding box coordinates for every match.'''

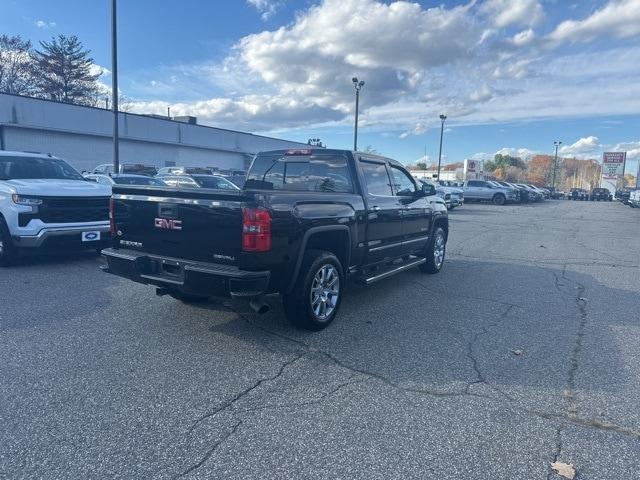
[419,227,446,274]
[0,218,17,267]
[283,250,343,331]
[493,193,506,206]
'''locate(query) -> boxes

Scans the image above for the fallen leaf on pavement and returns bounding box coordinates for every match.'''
[551,461,576,479]
[512,349,524,356]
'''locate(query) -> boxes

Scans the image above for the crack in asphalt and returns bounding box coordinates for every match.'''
[236,372,367,414]
[172,353,304,478]
[173,419,243,479]
[226,304,489,401]
[225,298,640,443]
[462,304,517,401]
[186,353,305,436]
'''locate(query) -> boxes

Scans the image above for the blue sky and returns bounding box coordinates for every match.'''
[2,0,640,173]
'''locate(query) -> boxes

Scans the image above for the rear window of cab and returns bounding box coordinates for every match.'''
[246,152,353,193]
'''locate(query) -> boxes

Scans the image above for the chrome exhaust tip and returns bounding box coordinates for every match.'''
[249,297,269,314]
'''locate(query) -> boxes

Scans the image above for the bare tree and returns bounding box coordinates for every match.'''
[0,35,36,95]
[33,35,102,105]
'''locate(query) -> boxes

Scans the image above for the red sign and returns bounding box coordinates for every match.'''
[603,152,625,164]
[602,152,626,177]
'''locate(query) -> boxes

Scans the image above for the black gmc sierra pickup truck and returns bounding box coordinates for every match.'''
[102,149,449,330]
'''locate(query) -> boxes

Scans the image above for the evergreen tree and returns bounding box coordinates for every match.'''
[34,35,102,105]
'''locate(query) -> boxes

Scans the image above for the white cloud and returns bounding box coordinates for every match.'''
[548,0,640,44]
[121,0,640,137]
[238,0,480,112]
[129,95,344,131]
[469,85,494,102]
[495,147,539,160]
[35,20,56,28]
[510,28,535,46]
[399,122,428,139]
[246,0,283,20]
[559,136,602,158]
[479,0,544,28]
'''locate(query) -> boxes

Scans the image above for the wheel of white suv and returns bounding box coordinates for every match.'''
[492,193,506,205]
[283,249,344,331]
[419,227,446,274]
[0,217,17,267]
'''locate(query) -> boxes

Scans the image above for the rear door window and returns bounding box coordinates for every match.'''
[360,161,393,196]
[246,152,353,193]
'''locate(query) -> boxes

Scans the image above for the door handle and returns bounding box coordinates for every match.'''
[371,206,381,212]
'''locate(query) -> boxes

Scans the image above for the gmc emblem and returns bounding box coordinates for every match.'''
[154,218,182,230]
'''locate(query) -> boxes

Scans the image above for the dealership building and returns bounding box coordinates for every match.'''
[0,93,310,173]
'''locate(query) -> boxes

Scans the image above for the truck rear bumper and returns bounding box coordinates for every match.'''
[102,248,270,297]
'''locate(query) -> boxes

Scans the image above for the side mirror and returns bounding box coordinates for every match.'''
[421,183,436,196]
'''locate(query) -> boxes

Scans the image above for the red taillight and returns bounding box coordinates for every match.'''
[109,198,116,236]
[242,207,271,252]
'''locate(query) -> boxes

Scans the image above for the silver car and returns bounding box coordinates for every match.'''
[463,180,518,205]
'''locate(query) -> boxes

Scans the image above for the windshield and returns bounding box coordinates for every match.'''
[0,156,84,180]
[191,175,240,190]
[113,176,166,186]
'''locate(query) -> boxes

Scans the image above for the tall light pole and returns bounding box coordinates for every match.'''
[111,0,120,173]
[436,114,447,181]
[352,77,365,151]
[552,140,562,189]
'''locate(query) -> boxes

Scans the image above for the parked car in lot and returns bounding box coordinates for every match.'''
[629,190,640,208]
[464,180,518,205]
[544,187,563,199]
[214,169,248,188]
[0,151,111,266]
[93,163,158,176]
[567,188,588,200]
[615,188,636,205]
[515,184,543,202]
[103,148,448,330]
[527,184,548,199]
[157,166,214,176]
[417,179,463,210]
[84,173,167,187]
[160,174,240,190]
[589,187,613,201]
[493,181,528,203]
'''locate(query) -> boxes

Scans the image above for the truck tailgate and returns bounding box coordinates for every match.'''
[111,186,252,264]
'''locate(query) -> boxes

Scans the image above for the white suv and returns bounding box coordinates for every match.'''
[0,151,111,266]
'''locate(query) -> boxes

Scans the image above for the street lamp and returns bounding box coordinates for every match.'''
[352,77,365,151]
[111,0,120,173]
[436,114,447,181]
[552,140,562,189]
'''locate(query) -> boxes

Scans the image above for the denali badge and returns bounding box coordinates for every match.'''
[154,218,182,230]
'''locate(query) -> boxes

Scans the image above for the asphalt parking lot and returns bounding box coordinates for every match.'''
[1,200,639,479]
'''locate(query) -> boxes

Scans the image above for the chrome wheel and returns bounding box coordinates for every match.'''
[433,232,445,269]
[310,264,340,320]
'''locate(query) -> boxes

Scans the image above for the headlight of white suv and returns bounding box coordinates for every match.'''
[11,194,43,206]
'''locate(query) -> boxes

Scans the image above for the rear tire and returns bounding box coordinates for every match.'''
[493,193,506,206]
[283,250,343,331]
[0,218,17,267]
[419,227,446,274]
